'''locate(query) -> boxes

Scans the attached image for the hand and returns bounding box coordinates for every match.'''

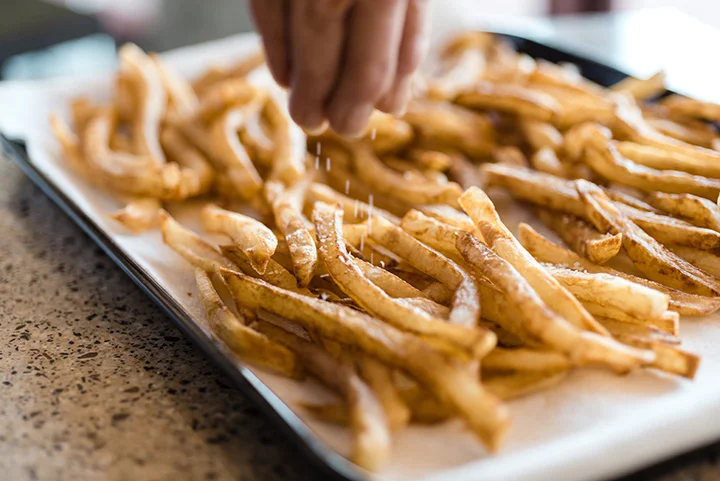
[250,0,431,137]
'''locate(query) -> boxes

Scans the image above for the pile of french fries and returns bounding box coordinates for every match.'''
[51,31,720,470]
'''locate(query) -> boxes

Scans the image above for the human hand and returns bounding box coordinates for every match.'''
[250,0,431,137]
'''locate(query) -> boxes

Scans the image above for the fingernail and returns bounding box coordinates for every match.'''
[337,103,374,139]
[304,121,329,136]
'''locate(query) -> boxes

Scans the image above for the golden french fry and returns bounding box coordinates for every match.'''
[400,209,466,262]
[403,100,495,158]
[194,79,257,124]
[160,127,216,193]
[668,245,720,279]
[520,120,563,151]
[118,44,167,164]
[660,94,720,123]
[369,216,487,337]
[220,245,313,297]
[109,198,162,234]
[483,348,572,373]
[307,183,402,225]
[616,141,720,179]
[610,71,666,101]
[357,355,411,430]
[192,50,265,95]
[265,178,318,287]
[349,142,463,207]
[352,258,426,299]
[446,150,484,190]
[581,126,720,200]
[605,188,659,213]
[519,223,720,316]
[258,322,390,471]
[457,232,654,372]
[484,370,571,401]
[312,202,487,358]
[575,180,720,296]
[645,116,717,148]
[151,54,198,117]
[405,149,452,172]
[201,203,277,274]
[221,269,511,452]
[209,105,264,199]
[264,96,307,183]
[648,193,720,232]
[51,114,92,179]
[492,146,528,167]
[530,147,568,178]
[195,269,302,378]
[159,210,236,272]
[366,111,415,154]
[456,82,560,122]
[484,163,720,249]
[543,264,670,322]
[535,208,622,264]
[459,187,608,335]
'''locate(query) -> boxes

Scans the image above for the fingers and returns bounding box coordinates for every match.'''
[250,0,291,87]
[376,0,432,116]
[326,0,408,137]
[288,0,353,133]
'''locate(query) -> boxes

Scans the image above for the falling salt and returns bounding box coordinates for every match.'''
[314,156,320,169]
[354,199,360,217]
[370,252,375,264]
[345,179,350,195]
[379,260,386,268]
[320,292,330,301]
[359,234,365,252]
[316,143,322,155]
[326,157,331,171]
[371,128,377,141]
[367,195,375,234]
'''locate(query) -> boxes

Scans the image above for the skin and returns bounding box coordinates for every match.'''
[250,0,431,137]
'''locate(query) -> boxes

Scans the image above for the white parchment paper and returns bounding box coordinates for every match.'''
[3,17,720,481]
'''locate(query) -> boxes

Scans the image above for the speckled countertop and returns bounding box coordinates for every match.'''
[4,147,720,481]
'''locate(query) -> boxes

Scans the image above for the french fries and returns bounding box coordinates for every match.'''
[535,208,622,264]
[222,269,511,451]
[195,269,302,378]
[460,187,608,335]
[576,180,720,296]
[54,33,715,467]
[201,203,277,274]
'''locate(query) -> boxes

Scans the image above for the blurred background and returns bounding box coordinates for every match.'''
[2,0,720,81]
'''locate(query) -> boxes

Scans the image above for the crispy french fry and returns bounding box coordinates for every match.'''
[456,82,560,122]
[194,79,257,124]
[400,209,466,262]
[482,348,572,373]
[645,116,717,148]
[201,203,277,274]
[192,50,265,94]
[457,232,654,372]
[369,216,487,337]
[258,322,390,470]
[616,141,720,179]
[264,95,307,183]
[151,54,198,117]
[484,163,720,249]
[357,355,411,430]
[195,269,302,378]
[535,208,622,264]
[222,269,511,451]
[209,105,264,199]
[307,183,402,225]
[403,100,495,158]
[159,210,236,272]
[220,245,313,296]
[576,180,720,296]
[265,178,318,287]
[160,127,216,193]
[484,370,571,401]
[109,198,162,233]
[459,187,608,335]
[349,142,463,207]
[519,223,720,316]
[530,147,568,178]
[582,127,720,200]
[520,120,563,151]
[405,149,452,172]
[660,94,720,123]
[668,245,720,279]
[118,44,167,164]
[648,193,720,232]
[610,71,666,101]
[312,202,487,358]
[543,264,669,322]
[366,111,415,154]
[492,146,528,167]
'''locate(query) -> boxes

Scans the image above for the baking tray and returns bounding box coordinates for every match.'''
[1,33,715,481]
